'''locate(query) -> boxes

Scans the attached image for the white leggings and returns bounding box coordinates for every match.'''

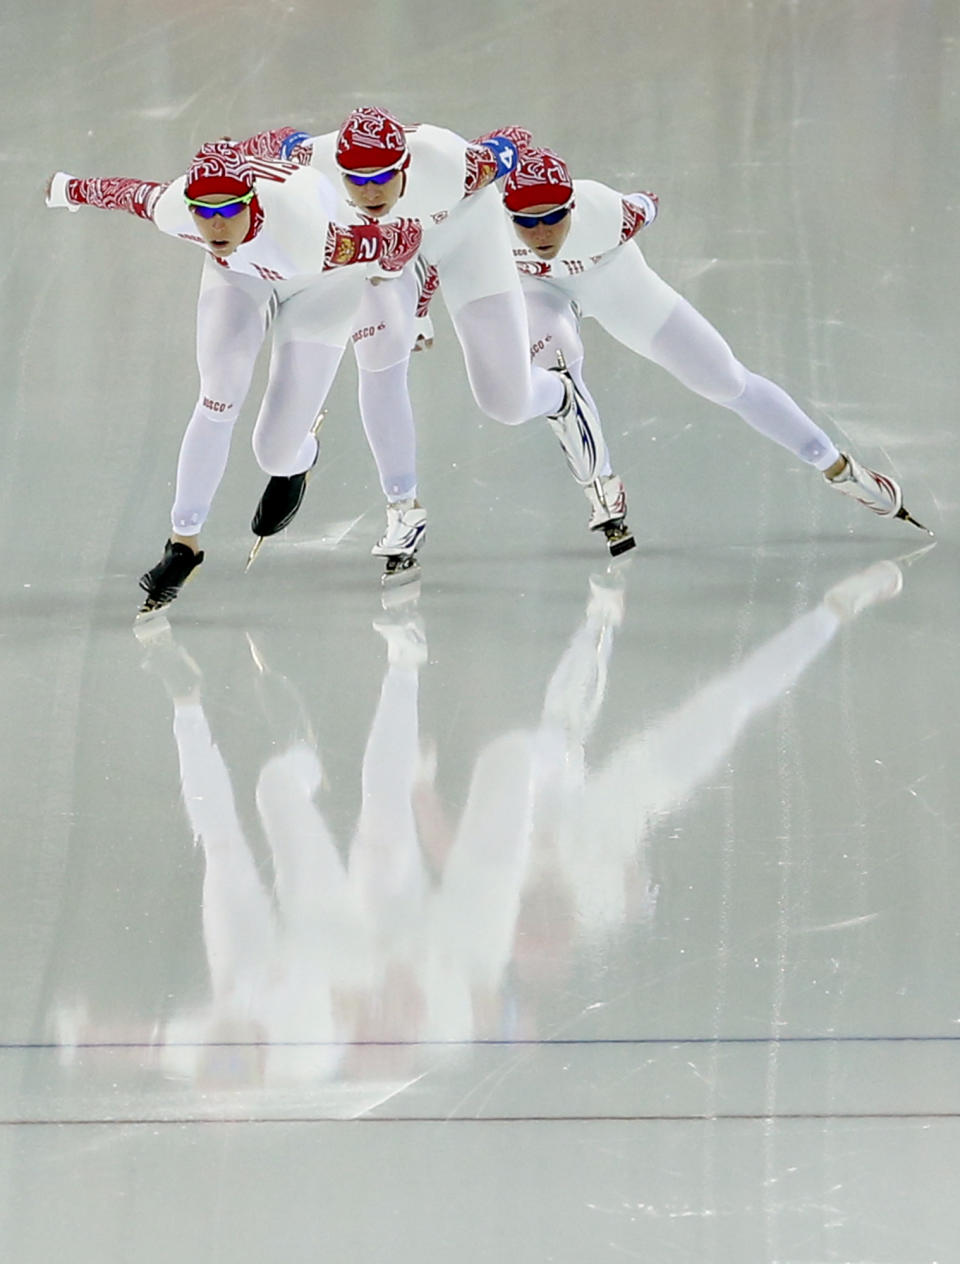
[171,263,356,536]
[526,245,840,471]
[354,284,564,501]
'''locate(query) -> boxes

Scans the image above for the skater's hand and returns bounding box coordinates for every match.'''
[45,172,80,211]
[412,315,434,352]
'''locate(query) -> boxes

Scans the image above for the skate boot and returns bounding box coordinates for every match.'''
[371,498,427,588]
[585,475,636,557]
[246,414,324,570]
[545,351,604,485]
[137,540,204,618]
[825,453,931,534]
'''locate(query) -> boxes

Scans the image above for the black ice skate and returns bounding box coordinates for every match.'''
[246,412,324,571]
[585,475,636,557]
[137,540,204,618]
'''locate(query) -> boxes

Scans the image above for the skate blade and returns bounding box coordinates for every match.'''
[608,532,636,558]
[894,506,934,536]
[382,557,421,589]
[245,536,265,572]
[135,605,170,625]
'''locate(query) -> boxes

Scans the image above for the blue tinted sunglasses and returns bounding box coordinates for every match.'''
[510,205,572,229]
[343,166,402,187]
[185,190,255,219]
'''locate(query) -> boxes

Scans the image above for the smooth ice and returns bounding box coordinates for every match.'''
[2,2,960,1261]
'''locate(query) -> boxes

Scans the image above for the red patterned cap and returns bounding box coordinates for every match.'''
[185,142,255,200]
[336,106,407,172]
[503,146,573,211]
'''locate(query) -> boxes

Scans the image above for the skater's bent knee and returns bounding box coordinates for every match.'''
[473,395,529,426]
[251,434,305,476]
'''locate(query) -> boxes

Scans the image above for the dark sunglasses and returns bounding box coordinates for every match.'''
[343,166,402,187]
[510,205,572,229]
[185,190,255,219]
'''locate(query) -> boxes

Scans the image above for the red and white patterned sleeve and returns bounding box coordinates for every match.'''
[414,257,440,318]
[323,217,423,272]
[64,177,168,221]
[463,126,536,197]
[619,192,658,242]
[463,146,500,197]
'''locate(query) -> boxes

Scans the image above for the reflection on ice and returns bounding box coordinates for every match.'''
[48,558,907,1107]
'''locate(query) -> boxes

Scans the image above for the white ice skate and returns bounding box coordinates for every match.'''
[823,560,903,622]
[826,453,931,534]
[372,498,427,588]
[584,474,636,556]
[546,351,604,486]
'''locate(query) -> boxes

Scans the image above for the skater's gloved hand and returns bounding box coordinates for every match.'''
[623,191,658,228]
[378,216,423,272]
[45,172,80,211]
[474,135,520,179]
[278,130,312,162]
[473,127,534,169]
[412,316,434,352]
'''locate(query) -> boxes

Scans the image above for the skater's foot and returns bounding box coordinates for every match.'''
[371,499,427,557]
[825,453,932,533]
[372,498,426,587]
[251,463,313,538]
[250,420,322,540]
[137,539,204,617]
[585,474,636,557]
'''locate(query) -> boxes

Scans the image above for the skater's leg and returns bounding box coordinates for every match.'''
[449,289,564,423]
[250,276,361,477]
[171,268,271,540]
[579,246,840,470]
[358,359,417,499]
[525,284,612,477]
[353,271,420,500]
[646,299,840,470]
[252,339,343,475]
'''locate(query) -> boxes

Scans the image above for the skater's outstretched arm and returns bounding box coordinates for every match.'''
[45,172,168,220]
[46,152,423,275]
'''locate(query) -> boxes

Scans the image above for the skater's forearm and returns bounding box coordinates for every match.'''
[52,175,168,221]
[620,192,658,242]
[415,258,439,318]
[324,217,422,272]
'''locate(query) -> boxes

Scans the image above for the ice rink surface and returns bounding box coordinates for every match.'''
[2,1,959,1260]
